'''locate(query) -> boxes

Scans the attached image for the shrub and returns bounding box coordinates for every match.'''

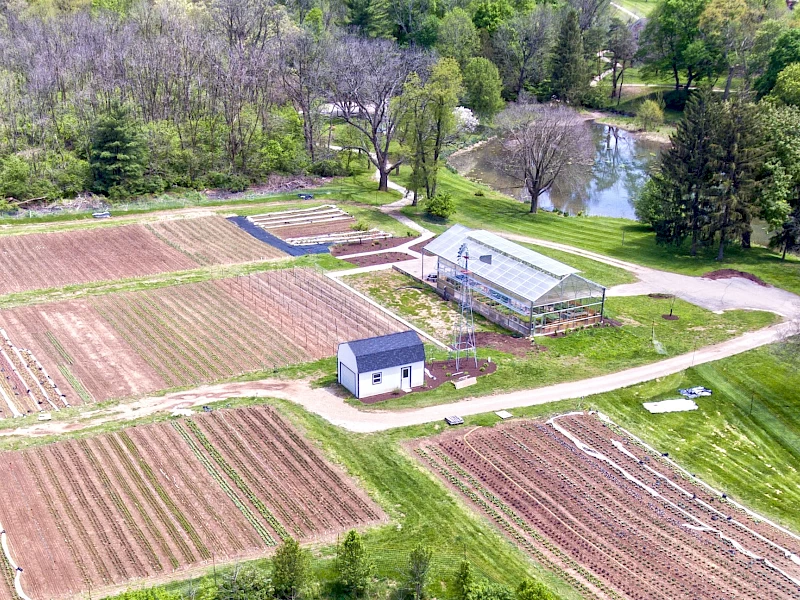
[637,99,665,131]
[425,192,456,219]
[310,158,346,177]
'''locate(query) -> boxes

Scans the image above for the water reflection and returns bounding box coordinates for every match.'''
[448,122,665,219]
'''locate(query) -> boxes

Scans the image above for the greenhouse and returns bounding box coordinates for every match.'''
[423,225,607,336]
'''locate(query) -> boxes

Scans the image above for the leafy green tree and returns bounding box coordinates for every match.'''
[463,58,505,122]
[452,560,474,600]
[399,58,463,202]
[472,0,513,34]
[469,581,514,600]
[516,579,558,600]
[636,0,713,90]
[772,63,800,107]
[403,545,433,600]
[272,538,312,600]
[550,10,587,104]
[760,102,800,243]
[756,29,800,99]
[425,191,456,219]
[217,565,272,600]
[335,530,374,599]
[637,98,665,131]
[436,8,480,70]
[89,103,146,199]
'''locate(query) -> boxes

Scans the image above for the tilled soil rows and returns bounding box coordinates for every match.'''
[0,216,284,296]
[413,413,800,600]
[0,406,385,600]
[0,269,404,416]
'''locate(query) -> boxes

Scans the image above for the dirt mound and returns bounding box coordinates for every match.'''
[343,252,415,267]
[475,332,546,358]
[702,269,769,287]
[332,236,416,256]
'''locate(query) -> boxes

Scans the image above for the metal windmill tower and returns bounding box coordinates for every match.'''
[451,243,478,371]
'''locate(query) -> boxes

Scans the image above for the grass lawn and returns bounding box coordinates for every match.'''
[343,269,777,410]
[400,168,800,295]
[611,0,657,18]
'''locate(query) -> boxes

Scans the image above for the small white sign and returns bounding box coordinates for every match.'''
[643,399,699,414]
[496,410,513,419]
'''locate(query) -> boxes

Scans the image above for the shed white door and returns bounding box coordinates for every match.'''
[340,363,357,395]
[401,366,411,390]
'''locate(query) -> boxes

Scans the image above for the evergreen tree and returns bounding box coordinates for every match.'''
[463,58,505,123]
[89,102,146,199]
[344,0,390,37]
[707,98,765,258]
[272,538,312,600]
[550,10,586,104]
[770,207,800,260]
[335,530,374,599]
[650,90,722,253]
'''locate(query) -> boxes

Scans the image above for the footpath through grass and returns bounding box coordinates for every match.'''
[400,168,800,295]
[344,268,778,410]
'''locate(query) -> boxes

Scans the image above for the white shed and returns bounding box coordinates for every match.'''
[337,331,425,399]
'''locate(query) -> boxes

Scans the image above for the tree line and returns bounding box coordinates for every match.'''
[109,530,559,600]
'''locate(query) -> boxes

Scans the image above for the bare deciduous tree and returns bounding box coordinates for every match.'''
[327,36,429,191]
[492,6,556,98]
[496,103,592,214]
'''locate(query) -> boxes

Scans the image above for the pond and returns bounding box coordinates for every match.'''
[448,122,665,220]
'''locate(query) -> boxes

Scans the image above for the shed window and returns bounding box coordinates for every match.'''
[372,372,382,385]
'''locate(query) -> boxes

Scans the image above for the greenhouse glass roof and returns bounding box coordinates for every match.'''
[423,224,604,305]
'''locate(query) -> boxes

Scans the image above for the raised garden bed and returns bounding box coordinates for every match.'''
[344,252,415,268]
[332,236,416,256]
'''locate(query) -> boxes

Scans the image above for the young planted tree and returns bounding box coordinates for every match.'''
[335,530,374,599]
[637,98,665,131]
[770,207,800,260]
[403,545,433,600]
[496,103,591,213]
[272,538,312,600]
[452,560,474,600]
[550,10,587,104]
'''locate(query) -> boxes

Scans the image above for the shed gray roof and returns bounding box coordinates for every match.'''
[343,330,425,373]
[423,225,597,305]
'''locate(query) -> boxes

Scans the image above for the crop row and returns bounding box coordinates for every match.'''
[243,409,358,528]
[171,421,276,546]
[198,415,308,537]
[415,447,612,600]
[184,420,288,541]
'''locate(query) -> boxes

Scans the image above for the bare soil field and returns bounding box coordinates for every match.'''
[343,252,415,267]
[0,217,283,296]
[0,269,404,413]
[145,216,285,264]
[0,405,385,600]
[414,413,800,600]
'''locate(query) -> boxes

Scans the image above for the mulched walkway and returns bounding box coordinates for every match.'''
[359,358,497,404]
[343,252,416,267]
[408,236,436,254]
[702,269,769,287]
[331,237,416,257]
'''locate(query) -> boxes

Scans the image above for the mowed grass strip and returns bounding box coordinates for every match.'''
[399,168,800,295]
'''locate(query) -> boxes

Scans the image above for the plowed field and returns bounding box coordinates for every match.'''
[0,406,385,600]
[0,217,283,295]
[0,269,403,413]
[414,413,800,600]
